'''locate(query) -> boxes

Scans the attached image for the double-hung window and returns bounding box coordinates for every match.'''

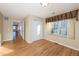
[51,20,67,37]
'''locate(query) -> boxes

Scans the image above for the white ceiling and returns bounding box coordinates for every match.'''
[0,3,79,20]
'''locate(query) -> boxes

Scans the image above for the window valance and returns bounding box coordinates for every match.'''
[46,9,79,23]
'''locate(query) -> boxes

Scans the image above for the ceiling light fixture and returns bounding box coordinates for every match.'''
[40,3,48,7]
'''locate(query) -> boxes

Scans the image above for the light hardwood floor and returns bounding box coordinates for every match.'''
[0,36,79,56]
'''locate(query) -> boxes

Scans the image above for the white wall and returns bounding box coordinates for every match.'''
[44,11,79,51]
[24,16,44,43]
[0,12,3,45]
[24,17,31,43]
[3,18,13,41]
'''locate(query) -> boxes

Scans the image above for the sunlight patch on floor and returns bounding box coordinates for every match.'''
[0,47,14,56]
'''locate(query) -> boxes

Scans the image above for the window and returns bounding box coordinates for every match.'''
[51,20,67,37]
[13,25,16,30]
[37,25,41,35]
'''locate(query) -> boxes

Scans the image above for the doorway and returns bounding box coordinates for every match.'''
[12,21,25,42]
[13,25,19,41]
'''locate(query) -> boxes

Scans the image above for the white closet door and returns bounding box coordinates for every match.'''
[31,20,43,41]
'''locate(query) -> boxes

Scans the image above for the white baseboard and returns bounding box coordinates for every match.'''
[57,41,79,51]
[45,39,79,51]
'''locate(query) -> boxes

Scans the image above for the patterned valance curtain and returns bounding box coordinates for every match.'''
[46,9,79,23]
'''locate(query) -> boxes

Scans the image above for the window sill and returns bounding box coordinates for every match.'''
[50,33,67,39]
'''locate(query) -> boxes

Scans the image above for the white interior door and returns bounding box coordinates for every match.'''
[31,20,43,41]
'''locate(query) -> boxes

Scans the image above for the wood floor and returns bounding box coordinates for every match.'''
[0,36,79,56]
